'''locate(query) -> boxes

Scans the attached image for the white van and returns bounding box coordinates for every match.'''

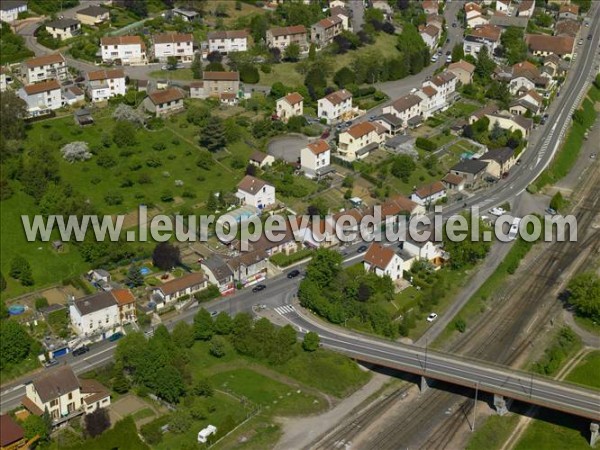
[198,425,217,443]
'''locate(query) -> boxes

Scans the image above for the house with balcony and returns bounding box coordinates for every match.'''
[45,18,81,40]
[23,53,67,84]
[100,35,146,64]
[21,366,110,426]
[311,15,344,49]
[200,256,235,295]
[337,122,385,162]
[69,291,120,338]
[276,92,303,122]
[317,89,353,123]
[111,289,136,324]
[420,24,441,50]
[236,175,276,209]
[424,71,457,103]
[150,272,208,305]
[363,243,411,281]
[144,88,185,117]
[87,68,126,102]
[374,113,404,136]
[152,32,194,62]
[208,30,248,54]
[301,139,332,179]
[18,80,63,117]
[330,5,352,30]
[510,89,543,115]
[382,94,423,130]
[201,71,240,98]
[76,5,110,25]
[486,111,533,138]
[266,25,308,52]
[463,24,502,57]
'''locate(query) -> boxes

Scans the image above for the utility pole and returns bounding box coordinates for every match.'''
[424,338,429,373]
[472,381,479,432]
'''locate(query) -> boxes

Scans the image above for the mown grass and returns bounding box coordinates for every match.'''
[566,350,600,389]
[53,417,148,450]
[466,414,520,450]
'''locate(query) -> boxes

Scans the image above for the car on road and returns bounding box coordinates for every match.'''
[590,153,597,160]
[345,120,353,127]
[579,39,584,45]
[252,284,266,293]
[452,22,457,28]
[44,359,59,368]
[588,34,593,41]
[161,63,185,70]
[357,245,368,253]
[427,313,438,322]
[287,269,301,279]
[545,207,557,215]
[368,115,377,121]
[446,55,452,63]
[210,311,218,317]
[72,345,90,357]
[431,55,438,63]
[489,207,506,216]
[109,332,123,342]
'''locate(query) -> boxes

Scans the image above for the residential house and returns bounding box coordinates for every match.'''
[202,71,240,98]
[200,256,235,295]
[150,272,208,305]
[555,19,580,38]
[100,35,146,64]
[442,172,466,191]
[516,0,535,17]
[420,24,441,50]
[87,68,126,102]
[189,81,204,98]
[152,32,194,62]
[380,195,426,228]
[337,122,384,161]
[69,291,120,337]
[402,239,447,266]
[496,0,510,13]
[525,34,575,58]
[508,60,550,94]
[266,25,309,52]
[236,175,276,209]
[426,14,444,30]
[510,89,543,115]
[208,30,248,54]
[425,71,457,102]
[363,243,410,280]
[0,414,28,449]
[23,53,67,84]
[220,92,238,106]
[486,111,533,137]
[489,14,529,28]
[463,24,502,57]
[543,54,566,78]
[172,8,200,22]
[22,366,110,424]
[228,250,268,286]
[249,151,275,168]
[301,139,332,179]
[374,113,404,136]
[112,289,136,324]
[410,181,447,206]
[422,0,438,15]
[416,85,442,119]
[448,60,476,85]
[317,89,353,123]
[418,71,457,117]
[449,159,489,186]
[465,2,489,28]
[76,5,110,25]
[89,269,110,285]
[311,16,344,49]
[0,0,27,23]
[0,67,6,92]
[382,94,423,129]
[330,5,352,30]
[558,4,579,21]
[62,85,85,105]
[45,19,81,40]
[144,88,185,117]
[18,80,63,116]
[468,102,499,124]
[480,147,517,178]
[276,92,304,122]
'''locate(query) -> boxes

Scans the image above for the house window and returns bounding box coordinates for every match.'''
[50,399,59,407]
[68,392,73,400]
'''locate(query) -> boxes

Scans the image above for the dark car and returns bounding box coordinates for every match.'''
[109,332,123,342]
[357,245,368,253]
[252,284,266,293]
[452,22,457,28]
[287,269,301,279]
[72,345,90,357]
[320,129,330,139]
[345,120,353,127]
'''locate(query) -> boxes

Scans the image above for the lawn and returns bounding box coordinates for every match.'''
[257,62,304,88]
[566,351,600,389]
[210,368,327,416]
[53,417,148,450]
[513,411,592,450]
[466,414,520,450]
[573,315,600,336]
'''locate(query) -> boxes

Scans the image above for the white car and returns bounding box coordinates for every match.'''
[427,313,438,323]
[446,55,452,63]
[489,207,506,216]
[431,55,438,63]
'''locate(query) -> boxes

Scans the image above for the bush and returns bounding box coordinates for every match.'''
[34,297,49,310]
[454,318,466,333]
[195,285,221,302]
[415,137,437,151]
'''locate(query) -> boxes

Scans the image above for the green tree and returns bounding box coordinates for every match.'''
[239,64,259,83]
[126,263,144,287]
[172,321,195,349]
[567,273,600,321]
[443,214,491,269]
[113,120,137,147]
[152,242,180,270]
[475,46,496,81]
[9,256,33,286]
[0,272,6,292]
[191,52,203,79]
[500,27,527,65]
[22,413,50,441]
[549,191,565,212]
[0,320,33,369]
[451,43,464,63]
[169,409,191,433]
[333,66,356,88]
[209,335,226,358]
[193,308,214,340]
[390,155,416,182]
[154,365,185,403]
[84,407,111,437]
[166,55,178,70]
[284,42,301,61]
[0,90,27,141]
[192,378,214,397]
[199,116,227,152]
[308,43,316,60]
[302,331,320,351]
[112,361,130,394]
[214,312,233,335]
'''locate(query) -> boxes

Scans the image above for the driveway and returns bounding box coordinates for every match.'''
[266,134,307,163]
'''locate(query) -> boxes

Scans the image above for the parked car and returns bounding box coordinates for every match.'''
[446,50,451,56]
[210,311,218,317]
[252,284,266,293]
[109,332,123,342]
[446,55,452,63]
[489,207,506,216]
[431,55,438,63]
[579,39,583,45]
[44,359,59,368]
[427,313,438,322]
[545,207,557,215]
[320,129,330,139]
[287,269,301,279]
[357,245,368,253]
[345,120,353,127]
[72,345,90,357]
[452,22,457,28]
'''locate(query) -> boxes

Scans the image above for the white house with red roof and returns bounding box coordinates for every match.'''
[363,243,410,280]
[276,92,304,122]
[236,176,276,209]
[301,139,332,179]
[410,181,447,206]
[317,89,353,123]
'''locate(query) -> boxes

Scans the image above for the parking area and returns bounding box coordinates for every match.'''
[266,134,308,163]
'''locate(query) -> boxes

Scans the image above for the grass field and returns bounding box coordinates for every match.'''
[566,350,600,389]
[513,411,592,450]
[466,415,520,450]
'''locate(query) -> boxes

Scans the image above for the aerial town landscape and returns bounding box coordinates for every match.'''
[0,0,599,449]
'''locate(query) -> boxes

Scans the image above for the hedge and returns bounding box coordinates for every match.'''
[270,248,315,267]
[415,137,437,151]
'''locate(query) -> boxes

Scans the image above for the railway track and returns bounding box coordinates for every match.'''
[360,167,600,450]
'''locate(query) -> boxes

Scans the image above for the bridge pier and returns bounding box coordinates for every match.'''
[420,376,430,393]
[590,423,599,447]
[493,394,509,416]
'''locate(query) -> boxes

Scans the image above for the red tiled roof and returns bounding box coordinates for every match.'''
[88,68,124,81]
[268,25,307,37]
[448,59,476,74]
[442,173,465,186]
[237,175,272,194]
[471,24,502,42]
[112,289,135,306]
[391,94,422,113]
[24,53,65,68]
[23,79,60,95]
[526,34,575,56]
[208,30,248,40]
[153,32,193,44]
[381,195,419,216]
[155,272,206,296]
[203,71,240,81]
[323,89,352,106]
[364,243,396,270]
[559,4,579,15]
[346,122,375,139]
[0,414,24,447]
[101,35,144,46]
[148,87,184,105]
[282,92,303,105]
[421,85,438,98]
[307,139,329,155]
[414,181,445,199]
